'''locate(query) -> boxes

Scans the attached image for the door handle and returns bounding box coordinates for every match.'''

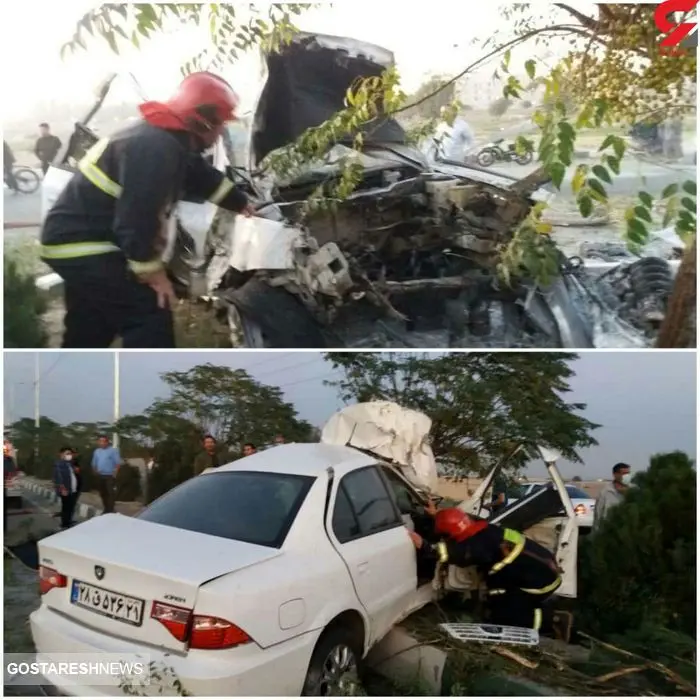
[357,562,369,575]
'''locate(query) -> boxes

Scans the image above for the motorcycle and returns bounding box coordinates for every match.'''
[476,137,533,167]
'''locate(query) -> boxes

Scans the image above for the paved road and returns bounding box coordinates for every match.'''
[491,155,696,198]
[4,490,63,696]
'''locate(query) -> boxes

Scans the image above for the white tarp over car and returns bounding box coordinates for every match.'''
[320,401,438,491]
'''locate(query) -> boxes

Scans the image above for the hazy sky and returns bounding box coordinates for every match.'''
[3,351,696,478]
[0,1,575,119]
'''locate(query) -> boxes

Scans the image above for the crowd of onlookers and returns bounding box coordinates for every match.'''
[3,433,290,530]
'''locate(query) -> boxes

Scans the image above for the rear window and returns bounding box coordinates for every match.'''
[566,485,590,499]
[138,471,314,549]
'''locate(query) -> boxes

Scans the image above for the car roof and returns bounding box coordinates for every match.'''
[213,442,378,478]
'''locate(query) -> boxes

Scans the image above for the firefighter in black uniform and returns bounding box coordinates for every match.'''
[40,72,254,348]
[407,507,561,630]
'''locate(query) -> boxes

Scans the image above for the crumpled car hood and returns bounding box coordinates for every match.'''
[320,401,438,491]
[251,31,408,166]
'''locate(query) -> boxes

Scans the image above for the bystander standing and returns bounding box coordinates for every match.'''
[91,435,121,513]
[593,462,632,531]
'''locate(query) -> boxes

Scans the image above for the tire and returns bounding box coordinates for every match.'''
[476,149,496,167]
[13,167,41,194]
[226,277,328,348]
[515,151,533,165]
[301,626,362,696]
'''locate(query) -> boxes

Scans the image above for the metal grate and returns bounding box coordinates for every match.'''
[439,622,540,647]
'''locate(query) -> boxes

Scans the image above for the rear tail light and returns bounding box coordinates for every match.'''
[39,566,67,595]
[574,504,587,516]
[151,602,251,650]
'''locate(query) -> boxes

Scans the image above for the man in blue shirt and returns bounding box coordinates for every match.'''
[91,435,121,513]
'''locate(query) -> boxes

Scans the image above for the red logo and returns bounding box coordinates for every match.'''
[654,0,698,53]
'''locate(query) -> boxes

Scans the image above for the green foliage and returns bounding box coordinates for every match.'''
[577,451,696,639]
[324,352,599,475]
[623,180,697,252]
[3,254,47,349]
[498,202,560,287]
[8,363,314,500]
[62,3,309,74]
[115,463,142,501]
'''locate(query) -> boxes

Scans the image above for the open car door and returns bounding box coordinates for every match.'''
[444,445,579,599]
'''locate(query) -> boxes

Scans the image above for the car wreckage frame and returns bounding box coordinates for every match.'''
[43,32,682,349]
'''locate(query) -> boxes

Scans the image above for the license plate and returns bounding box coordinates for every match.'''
[71,580,144,627]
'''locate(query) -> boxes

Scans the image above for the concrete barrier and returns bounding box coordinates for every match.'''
[19,477,101,520]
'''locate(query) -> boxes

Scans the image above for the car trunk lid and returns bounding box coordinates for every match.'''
[38,514,282,652]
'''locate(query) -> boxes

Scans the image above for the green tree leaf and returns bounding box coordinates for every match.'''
[634,206,653,223]
[681,180,697,197]
[592,165,612,184]
[680,197,696,212]
[638,191,653,208]
[549,161,567,189]
[525,59,536,80]
[571,164,588,195]
[587,178,608,202]
[605,155,621,175]
[578,194,594,218]
[662,183,679,199]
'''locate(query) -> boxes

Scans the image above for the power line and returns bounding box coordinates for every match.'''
[278,370,343,390]
[38,356,63,382]
[253,356,324,382]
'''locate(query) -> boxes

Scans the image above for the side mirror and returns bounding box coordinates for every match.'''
[537,445,561,464]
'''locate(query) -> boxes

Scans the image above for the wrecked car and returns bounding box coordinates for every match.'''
[30,402,577,696]
[41,33,679,349]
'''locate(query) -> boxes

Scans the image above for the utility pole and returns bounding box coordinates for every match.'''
[34,353,40,465]
[8,384,14,427]
[113,352,120,449]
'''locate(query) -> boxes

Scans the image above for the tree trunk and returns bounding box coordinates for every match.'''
[656,237,696,348]
[511,164,551,197]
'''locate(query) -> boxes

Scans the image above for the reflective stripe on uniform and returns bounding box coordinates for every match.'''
[78,138,123,198]
[128,258,164,275]
[488,588,506,596]
[40,242,121,259]
[490,528,525,574]
[208,177,235,204]
[521,575,562,596]
[533,608,543,631]
[435,541,449,564]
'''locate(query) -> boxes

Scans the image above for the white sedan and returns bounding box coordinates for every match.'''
[30,442,577,696]
[31,443,441,696]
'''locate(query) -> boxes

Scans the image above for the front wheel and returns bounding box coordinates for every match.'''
[476,149,496,167]
[225,277,328,348]
[302,627,362,696]
[13,167,41,194]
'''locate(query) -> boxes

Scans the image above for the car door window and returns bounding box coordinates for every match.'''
[332,467,401,543]
[332,486,361,542]
[381,468,423,514]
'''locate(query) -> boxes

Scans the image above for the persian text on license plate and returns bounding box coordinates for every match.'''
[71,580,144,626]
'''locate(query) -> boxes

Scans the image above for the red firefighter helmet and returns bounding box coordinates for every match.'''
[166,72,240,142]
[434,508,486,542]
